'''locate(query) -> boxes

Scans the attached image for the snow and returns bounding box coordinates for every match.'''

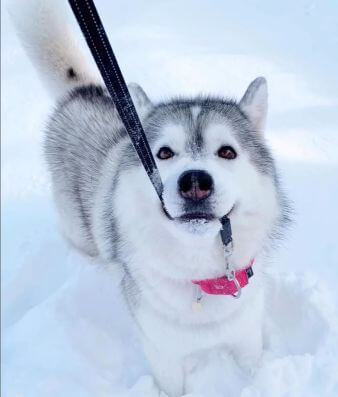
[2,0,338,396]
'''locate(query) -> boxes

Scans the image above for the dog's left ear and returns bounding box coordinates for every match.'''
[239,77,268,133]
[128,83,153,120]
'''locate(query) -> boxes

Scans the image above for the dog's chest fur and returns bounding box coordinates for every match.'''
[125,262,265,360]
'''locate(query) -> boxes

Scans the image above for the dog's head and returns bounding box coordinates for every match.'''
[130,78,277,224]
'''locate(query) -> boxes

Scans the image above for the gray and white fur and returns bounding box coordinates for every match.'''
[9,1,290,396]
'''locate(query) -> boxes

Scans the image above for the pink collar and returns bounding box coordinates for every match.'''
[192,259,254,295]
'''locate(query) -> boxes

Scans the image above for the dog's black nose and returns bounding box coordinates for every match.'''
[178,170,213,201]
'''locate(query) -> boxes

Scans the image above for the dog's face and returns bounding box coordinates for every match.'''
[117,78,282,267]
[130,78,277,230]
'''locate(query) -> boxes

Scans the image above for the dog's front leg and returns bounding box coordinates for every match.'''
[143,339,184,397]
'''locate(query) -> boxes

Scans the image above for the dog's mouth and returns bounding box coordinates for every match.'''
[178,212,215,222]
[161,200,237,224]
[175,203,236,223]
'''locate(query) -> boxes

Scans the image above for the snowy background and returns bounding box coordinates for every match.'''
[2,0,338,396]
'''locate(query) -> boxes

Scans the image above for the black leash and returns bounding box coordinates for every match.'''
[67,0,234,248]
[68,0,163,202]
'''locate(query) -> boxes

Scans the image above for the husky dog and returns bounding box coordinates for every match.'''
[10,1,289,395]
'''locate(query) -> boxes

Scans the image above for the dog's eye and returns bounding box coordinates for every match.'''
[157,147,175,160]
[217,146,237,160]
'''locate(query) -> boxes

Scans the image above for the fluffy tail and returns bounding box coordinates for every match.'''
[8,0,100,99]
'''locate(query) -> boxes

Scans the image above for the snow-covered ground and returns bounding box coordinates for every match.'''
[2,1,338,396]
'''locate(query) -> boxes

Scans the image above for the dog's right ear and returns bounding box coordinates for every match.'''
[128,83,153,120]
[239,77,268,134]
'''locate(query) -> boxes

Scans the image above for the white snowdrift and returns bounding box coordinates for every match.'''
[3,247,338,396]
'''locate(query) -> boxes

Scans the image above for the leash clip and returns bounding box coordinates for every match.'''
[223,244,242,299]
[220,216,241,299]
[223,240,233,258]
